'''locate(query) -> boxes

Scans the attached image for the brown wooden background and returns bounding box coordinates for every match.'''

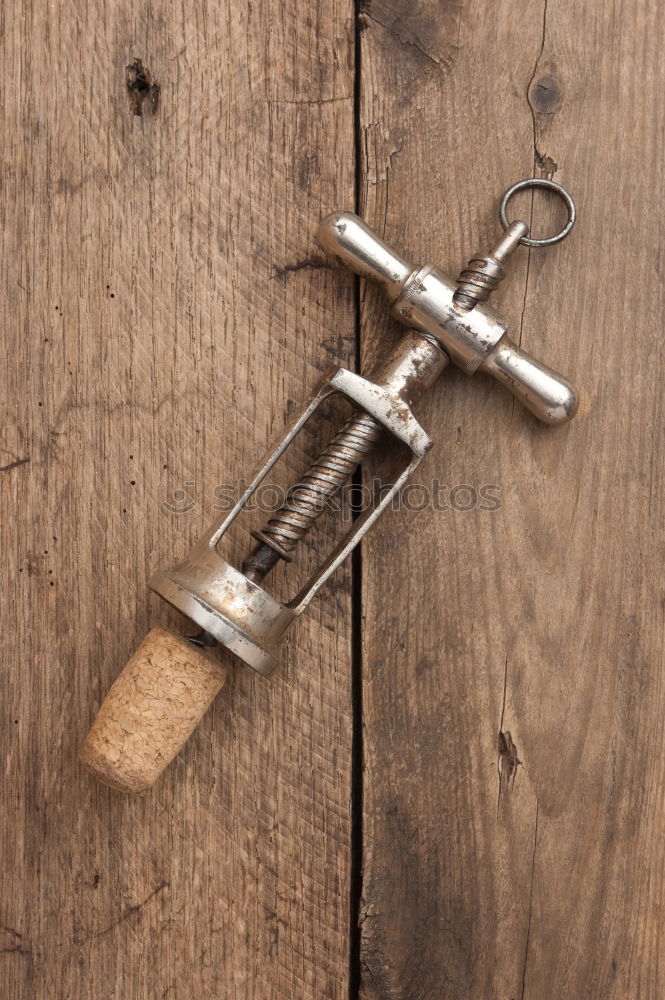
[2,0,663,997]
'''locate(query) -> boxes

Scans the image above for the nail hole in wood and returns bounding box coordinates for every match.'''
[126,59,160,116]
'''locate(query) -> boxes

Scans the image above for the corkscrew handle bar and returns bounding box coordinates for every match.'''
[318,210,579,425]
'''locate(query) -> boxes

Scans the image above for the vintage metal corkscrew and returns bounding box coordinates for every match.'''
[81,178,579,792]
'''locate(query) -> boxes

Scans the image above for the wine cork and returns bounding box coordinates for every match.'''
[80,625,228,793]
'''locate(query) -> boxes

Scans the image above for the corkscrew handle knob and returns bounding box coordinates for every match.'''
[319,212,412,298]
[481,337,579,424]
[318,210,579,425]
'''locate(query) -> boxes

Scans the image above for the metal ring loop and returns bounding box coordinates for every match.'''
[499,178,576,247]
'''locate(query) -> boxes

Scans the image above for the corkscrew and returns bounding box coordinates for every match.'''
[81,178,579,792]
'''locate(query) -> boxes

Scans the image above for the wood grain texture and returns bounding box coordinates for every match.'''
[4,0,665,996]
[1,1,355,996]
[358,1,665,998]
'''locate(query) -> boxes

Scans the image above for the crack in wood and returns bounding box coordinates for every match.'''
[1,456,30,472]
[498,730,522,798]
[497,656,522,809]
[514,0,551,364]
[520,803,540,1000]
[76,882,169,944]
[273,257,330,279]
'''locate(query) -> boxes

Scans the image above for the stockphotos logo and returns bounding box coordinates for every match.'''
[161,479,502,516]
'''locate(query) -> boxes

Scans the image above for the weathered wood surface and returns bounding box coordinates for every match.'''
[3,0,665,997]
[1,1,356,997]
[358,1,665,998]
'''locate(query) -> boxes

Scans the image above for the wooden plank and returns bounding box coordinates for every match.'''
[358,1,665,997]
[1,2,356,997]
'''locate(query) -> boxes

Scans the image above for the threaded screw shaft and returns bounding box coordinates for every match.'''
[242,409,383,582]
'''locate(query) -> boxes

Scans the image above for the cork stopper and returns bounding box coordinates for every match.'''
[80,626,228,793]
